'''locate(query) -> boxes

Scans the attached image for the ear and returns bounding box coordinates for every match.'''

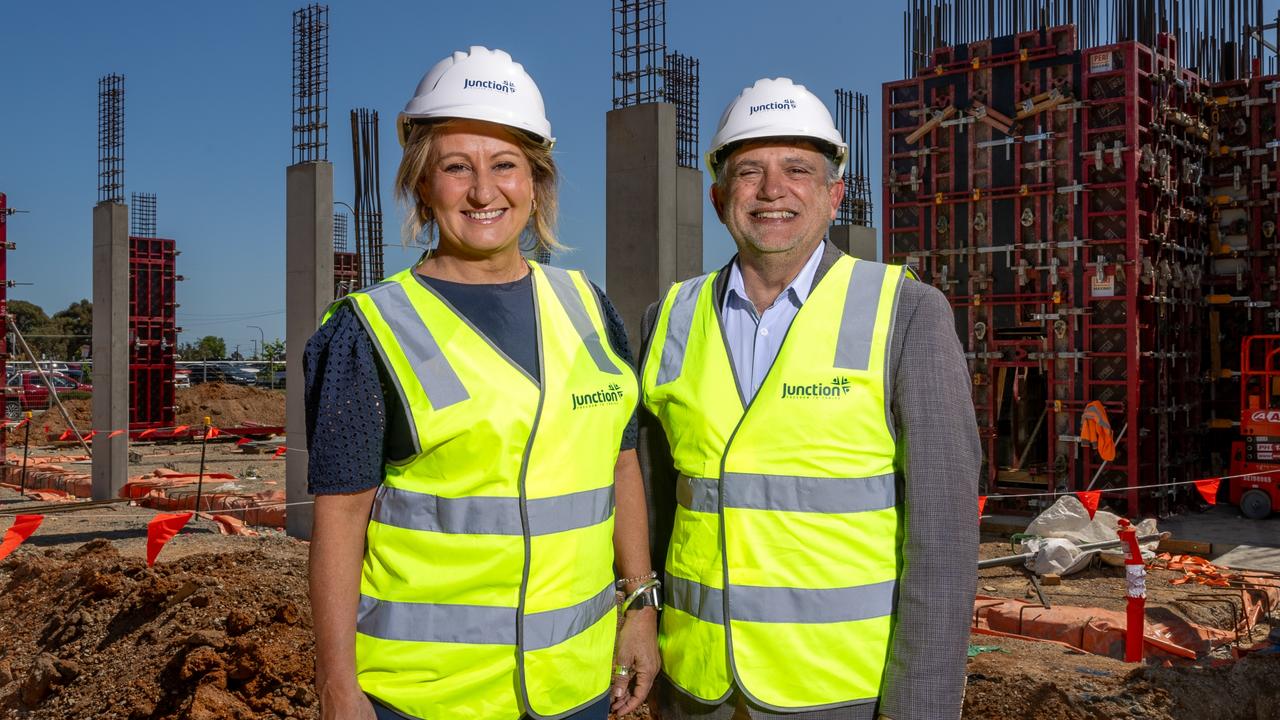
[710,182,728,223]
[827,178,845,221]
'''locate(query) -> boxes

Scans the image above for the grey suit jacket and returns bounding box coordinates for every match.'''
[637,241,981,720]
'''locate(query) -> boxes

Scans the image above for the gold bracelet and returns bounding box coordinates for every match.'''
[615,570,657,588]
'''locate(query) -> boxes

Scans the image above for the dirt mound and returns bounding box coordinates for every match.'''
[964,633,1280,719]
[34,384,284,439]
[0,539,314,719]
[173,384,285,428]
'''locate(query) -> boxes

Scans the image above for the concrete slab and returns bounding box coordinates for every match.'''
[1158,504,1280,548]
[1211,544,1280,573]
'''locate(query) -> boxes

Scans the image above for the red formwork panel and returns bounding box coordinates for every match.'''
[334,251,359,296]
[884,27,1210,516]
[1,193,9,452]
[1203,69,1280,470]
[129,236,178,431]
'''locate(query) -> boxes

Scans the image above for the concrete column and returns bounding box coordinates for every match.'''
[606,103,704,352]
[285,161,333,539]
[829,224,879,261]
[91,201,129,500]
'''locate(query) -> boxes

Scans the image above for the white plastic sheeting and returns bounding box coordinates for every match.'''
[1019,496,1159,576]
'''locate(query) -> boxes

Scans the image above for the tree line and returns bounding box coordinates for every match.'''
[7,300,283,362]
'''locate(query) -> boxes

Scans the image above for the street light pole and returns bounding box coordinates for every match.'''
[247,325,265,360]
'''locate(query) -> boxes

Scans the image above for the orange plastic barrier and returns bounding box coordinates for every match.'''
[134,490,285,529]
[119,471,238,500]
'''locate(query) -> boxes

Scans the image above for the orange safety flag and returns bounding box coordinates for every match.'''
[108,429,125,439]
[57,429,73,441]
[139,428,157,438]
[0,515,44,562]
[273,446,287,458]
[206,426,222,439]
[146,513,193,567]
[1080,401,1116,462]
[1193,478,1220,505]
[172,425,190,435]
[1076,490,1102,519]
[236,438,252,446]
[83,430,98,440]
[978,495,988,516]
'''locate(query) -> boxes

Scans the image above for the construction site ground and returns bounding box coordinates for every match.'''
[1,385,1279,718]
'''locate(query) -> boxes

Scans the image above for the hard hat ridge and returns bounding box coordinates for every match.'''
[398,45,555,148]
[706,77,847,180]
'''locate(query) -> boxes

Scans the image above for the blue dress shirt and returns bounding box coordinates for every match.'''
[720,242,825,402]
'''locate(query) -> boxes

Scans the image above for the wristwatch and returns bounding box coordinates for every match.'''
[623,578,662,612]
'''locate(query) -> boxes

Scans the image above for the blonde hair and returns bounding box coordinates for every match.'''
[394,119,562,255]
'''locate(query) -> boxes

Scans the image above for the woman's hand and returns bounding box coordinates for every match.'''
[319,682,377,720]
[610,607,660,716]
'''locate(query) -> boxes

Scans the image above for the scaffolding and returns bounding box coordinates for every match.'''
[332,211,347,252]
[98,74,124,204]
[903,0,1271,81]
[836,89,874,227]
[612,0,667,108]
[664,52,700,169]
[350,108,384,287]
[130,192,156,237]
[292,4,329,164]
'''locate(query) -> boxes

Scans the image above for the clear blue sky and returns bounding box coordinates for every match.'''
[1,0,908,356]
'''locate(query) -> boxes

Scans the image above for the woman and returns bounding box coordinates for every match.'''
[305,47,659,720]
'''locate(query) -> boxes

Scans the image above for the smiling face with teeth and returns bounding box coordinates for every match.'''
[711,139,843,263]
[421,119,536,262]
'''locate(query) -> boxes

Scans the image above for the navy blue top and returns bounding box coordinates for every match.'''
[304,271,639,495]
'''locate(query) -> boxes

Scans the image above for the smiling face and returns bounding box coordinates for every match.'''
[711,139,843,261]
[422,119,534,259]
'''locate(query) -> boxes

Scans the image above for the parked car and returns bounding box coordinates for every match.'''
[188,363,256,386]
[175,369,191,389]
[5,371,93,419]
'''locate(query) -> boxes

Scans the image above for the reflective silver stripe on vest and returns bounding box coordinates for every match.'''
[834,261,889,372]
[665,572,725,625]
[357,583,614,651]
[373,485,614,536]
[656,275,711,385]
[664,574,896,626]
[364,281,470,410]
[677,473,896,514]
[541,266,621,376]
[525,583,616,651]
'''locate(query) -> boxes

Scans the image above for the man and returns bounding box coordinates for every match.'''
[638,78,980,720]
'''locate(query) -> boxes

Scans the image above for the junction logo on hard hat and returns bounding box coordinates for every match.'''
[572,383,625,410]
[748,98,797,115]
[462,78,517,94]
[781,376,851,399]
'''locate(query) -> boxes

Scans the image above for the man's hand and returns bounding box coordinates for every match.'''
[319,682,376,720]
[610,608,660,716]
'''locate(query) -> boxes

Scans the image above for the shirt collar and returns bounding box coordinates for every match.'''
[724,241,826,312]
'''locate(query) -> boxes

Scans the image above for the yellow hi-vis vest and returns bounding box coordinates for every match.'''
[641,255,909,712]
[332,262,637,720]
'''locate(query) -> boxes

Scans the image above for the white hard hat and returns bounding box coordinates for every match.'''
[706,77,846,180]
[398,46,554,148]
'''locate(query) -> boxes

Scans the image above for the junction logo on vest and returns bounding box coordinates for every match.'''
[572,383,625,410]
[781,376,851,400]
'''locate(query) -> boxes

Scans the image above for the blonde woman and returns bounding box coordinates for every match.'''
[305,47,659,720]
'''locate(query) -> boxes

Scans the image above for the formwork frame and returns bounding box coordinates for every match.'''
[884,25,1209,516]
[129,237,178,431]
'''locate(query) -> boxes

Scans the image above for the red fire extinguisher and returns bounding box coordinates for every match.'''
[1117,517,1145,662]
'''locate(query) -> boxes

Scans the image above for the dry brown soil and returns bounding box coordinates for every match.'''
[34,384,285,441]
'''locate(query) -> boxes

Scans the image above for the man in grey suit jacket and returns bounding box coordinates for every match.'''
[637,77,980,720]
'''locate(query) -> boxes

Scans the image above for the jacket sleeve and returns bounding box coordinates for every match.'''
[303,304,389,495]
[878,282,980,720]
[638,300,679,572]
